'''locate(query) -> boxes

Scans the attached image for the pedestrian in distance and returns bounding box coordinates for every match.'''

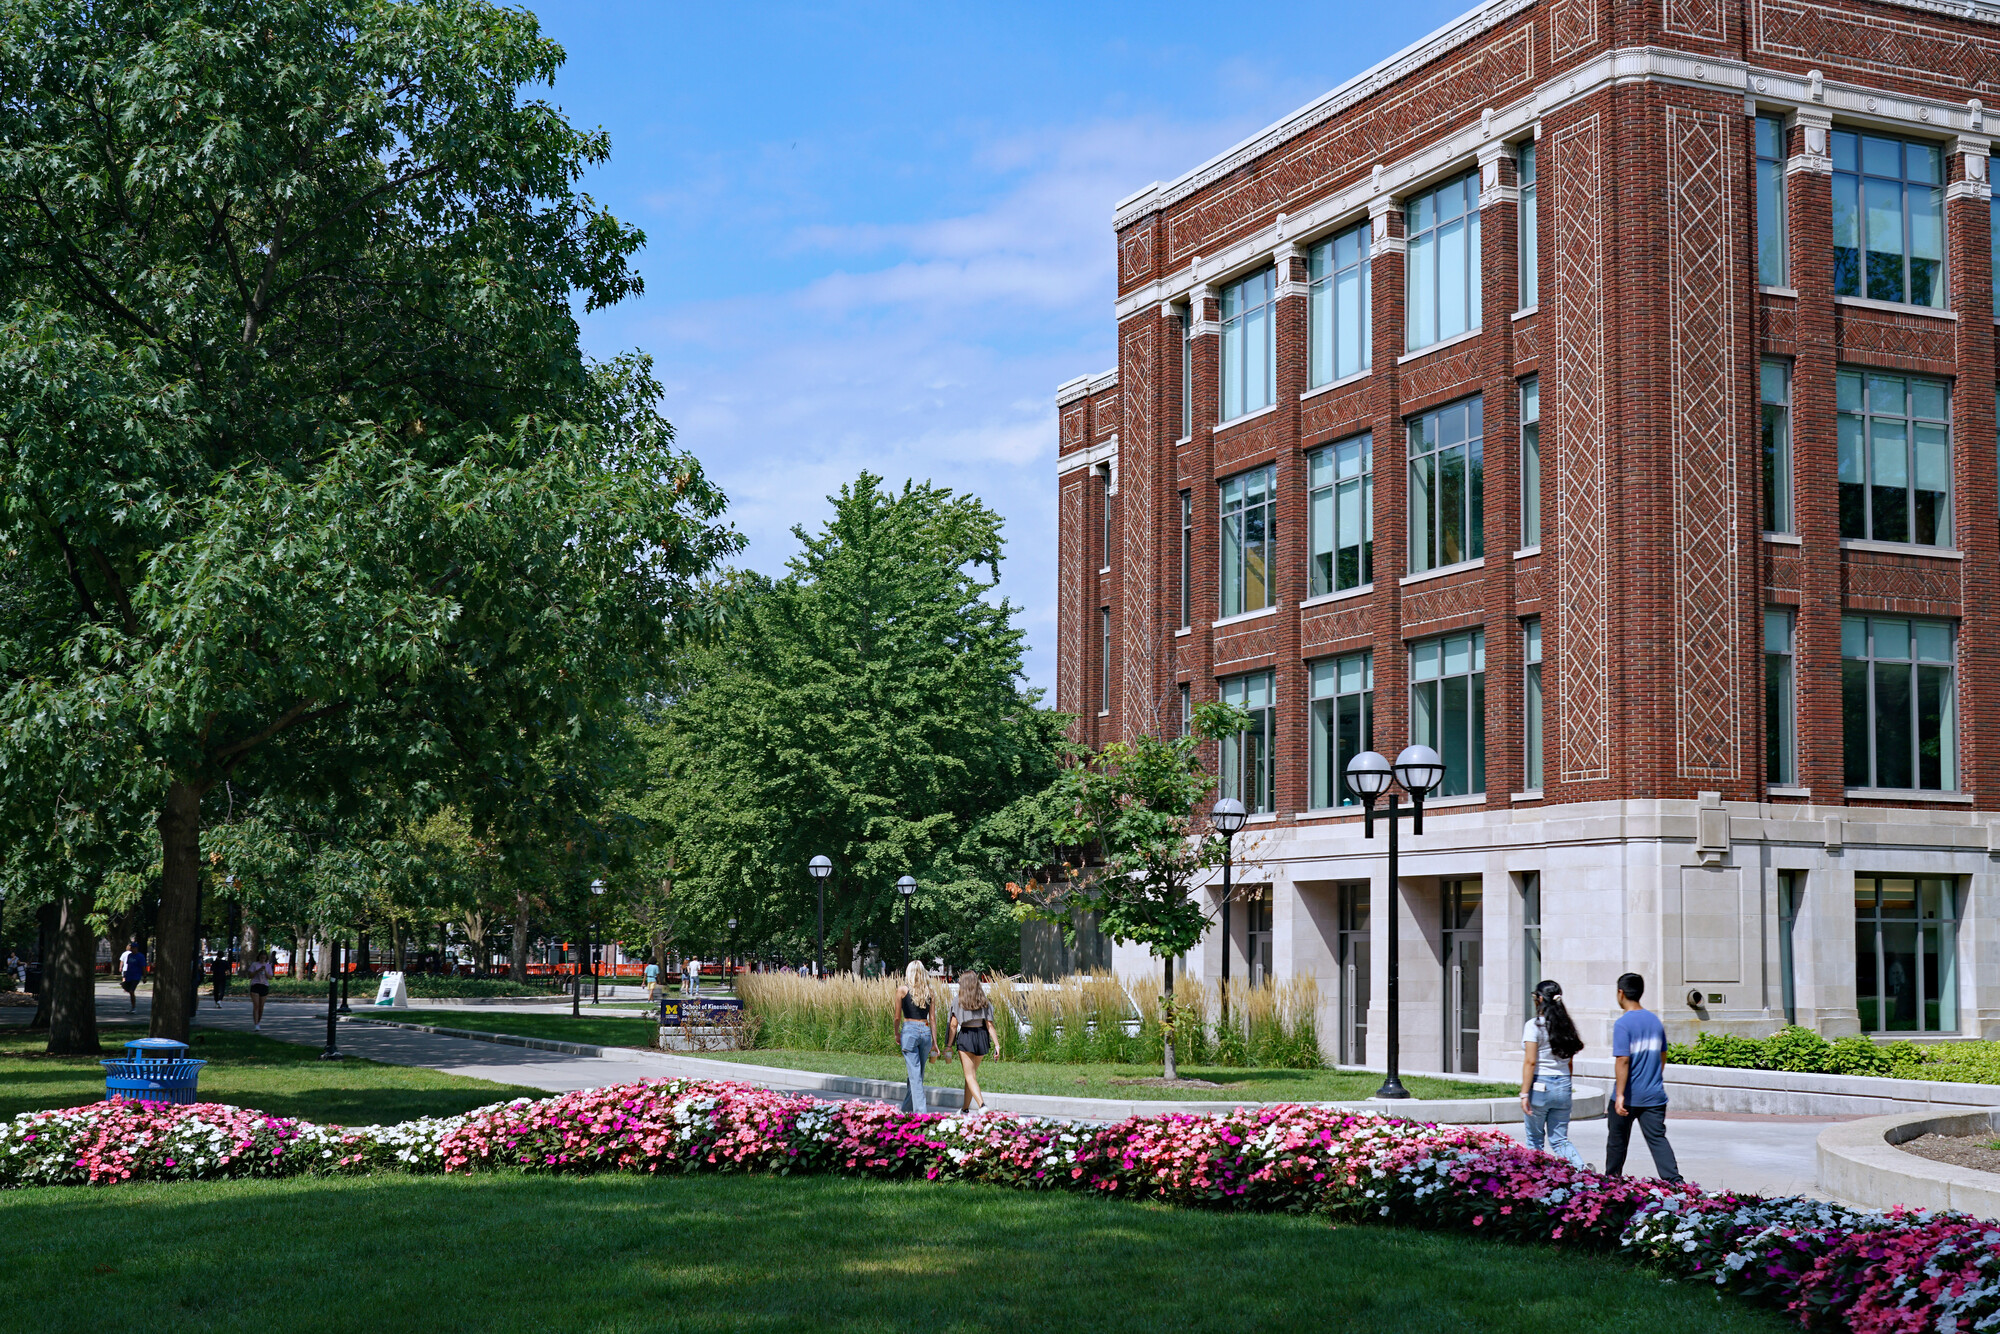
[120,940,147,1012]
[684,955,700,998]
[1518,978,1584,1167]
[948,971,997,1114]
[243,946,275,1031]
[210,949,232,1007]
[643,958,660,999]
[1606,971,1683,1182]
[892,960,942,1114]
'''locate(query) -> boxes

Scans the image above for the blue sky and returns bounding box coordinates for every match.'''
[539,1,1471,694]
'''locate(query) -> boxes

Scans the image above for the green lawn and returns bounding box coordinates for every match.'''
[0,1172,1783,1334]
[359,1009,664,1049]
[0,1025,542,1125]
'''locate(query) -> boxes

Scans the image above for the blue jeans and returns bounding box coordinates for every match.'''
[1524,1070,1583,1167]
[900,1021,934,1113]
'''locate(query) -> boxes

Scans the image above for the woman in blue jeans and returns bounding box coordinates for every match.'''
[893,961,942,1113]
[1519,978,1585,1167]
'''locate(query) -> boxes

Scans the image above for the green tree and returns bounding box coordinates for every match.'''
[654,476,1066,973]
[0,0,736,1042]
[1046,704,1245,1079]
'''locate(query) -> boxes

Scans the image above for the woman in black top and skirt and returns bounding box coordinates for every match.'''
[892,962,942,1113]
[948,971,997,1113]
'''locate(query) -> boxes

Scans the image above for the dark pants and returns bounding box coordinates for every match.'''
[1604,1103,1681,1182]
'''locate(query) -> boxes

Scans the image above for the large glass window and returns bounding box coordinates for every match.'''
[1308,434,1372,595]
[1308,223,1371,386]
[1219,465,1275,618]
[1842,615,1955,791]
[1220,267,1276,421]
[1178,490,1192,628]
[1219,671,1275,814]
[1762,360,1792,533]
[1098,468,1111,566]
[1405,173,1481,350]
[1838,369,1950,546]
[1520,871,1542,1014]
[1408,396,1484,573]
[1517,142,1537,308]
[1756,115,1787,287]
[1833,130,1945,308]
[1777,871,1802,1026]
[1309,651,1373,809]
[1180,308,1194,440]
[1523,617,1543,792]
[1411,628,1486,798]
[1520,376,1540,547]
[1854,876,1958,1033]
[1766,608,1796,787]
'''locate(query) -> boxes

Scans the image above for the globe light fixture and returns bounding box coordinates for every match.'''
[1393,744,1446,798]
[1210,798,1249,1028]
[898,875,918,968]
[1344,750,1393,800]
[808,856,833,977]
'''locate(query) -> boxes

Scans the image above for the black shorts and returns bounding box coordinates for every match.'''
[249,984,270,996]
[955,1025,992,1056]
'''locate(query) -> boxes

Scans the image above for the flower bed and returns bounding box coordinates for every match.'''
[6,1081,1996,1330]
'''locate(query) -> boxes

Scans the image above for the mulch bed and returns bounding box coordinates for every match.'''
[1898,1132,2000,1175]
[0,994,35,1008]
[1107,1076,1224,1089]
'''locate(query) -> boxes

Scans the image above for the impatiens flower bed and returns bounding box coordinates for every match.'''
[7,1081,1996,1332]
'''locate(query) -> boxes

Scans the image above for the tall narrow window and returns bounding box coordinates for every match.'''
[1833,130,1945,308]
[1178,682,1191,737]
[1309,651,1373,809]
[1523,618,1543,792]
[1406,173,1481,350]
[1756,115,1788,287]
[1308,434,1373,595]
[1308,222,1371,386]
[1777,871,1802,1026]
[1762,360,1793,533]
[1220,267,1276,421]
[1842,615,1956,791]
[1520,871,1542,1014]
[1178,490,1192,628]
[1519,377,1540,548]
[1219,464,1276,618]
[1098,468,1111,567]
[1219,671,1275,814]
[1838,369,1950,546]
[1411,628,1486,797]
[1098,607,1111,713]
[1854,876,1958,1033]
[1180,308,1194,440]
[1992,197,2000,309]
[1517,142,1538,308]
[1408,396,1484,573]
[1766,608,1796,787]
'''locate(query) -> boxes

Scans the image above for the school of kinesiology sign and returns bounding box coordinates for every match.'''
[0,0,736,1042]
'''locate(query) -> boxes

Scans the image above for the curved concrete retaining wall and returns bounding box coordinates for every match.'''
[1570,1056,2000,1117]
[1816,1109,2000,1217]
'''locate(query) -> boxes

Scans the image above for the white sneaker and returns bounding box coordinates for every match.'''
[253,1023,261,1032]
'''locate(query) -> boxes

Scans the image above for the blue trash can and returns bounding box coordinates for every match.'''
[102,1037,207,1105]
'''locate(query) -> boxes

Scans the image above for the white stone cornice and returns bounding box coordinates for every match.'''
[1947,178,1992,202]
[1056,436,1118,479]
[1055,368,1118,408]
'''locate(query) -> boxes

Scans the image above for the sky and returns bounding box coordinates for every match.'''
[536,0,1473,694]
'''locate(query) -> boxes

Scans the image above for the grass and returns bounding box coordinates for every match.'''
[698,1048,1518,1101]
[0,1172,1785,1334]
[0,1025,543,1125]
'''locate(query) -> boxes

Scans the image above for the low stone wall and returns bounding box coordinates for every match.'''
[1816,1109,2000,1217]
[1568,1056,2000,1117]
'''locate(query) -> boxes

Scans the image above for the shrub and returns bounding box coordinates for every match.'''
[1665,1025,2000,1085]
[1757,1025,1833,1073]
[1825,1035,1893,1077]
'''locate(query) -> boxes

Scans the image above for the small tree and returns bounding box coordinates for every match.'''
[1046,703,1245,1079]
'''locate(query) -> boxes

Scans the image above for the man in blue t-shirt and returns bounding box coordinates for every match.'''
[1607,972,1682,1182]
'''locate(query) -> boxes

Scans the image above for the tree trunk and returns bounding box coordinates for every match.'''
[357,929,371,973]
[150,781,203,1042]
[837,928,854,976]
[46,889,102,1055]
[28,901,56,1031]
[509,891,529,984]
[1161,955,1177,1081]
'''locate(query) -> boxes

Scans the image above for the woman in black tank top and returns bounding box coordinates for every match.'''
[893,962,941,1114]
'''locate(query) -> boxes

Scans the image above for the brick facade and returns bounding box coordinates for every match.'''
[1056,0,2000,1071]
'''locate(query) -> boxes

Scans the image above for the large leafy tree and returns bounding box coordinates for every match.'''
[0,0,736,1041]
[654,476,1067,973]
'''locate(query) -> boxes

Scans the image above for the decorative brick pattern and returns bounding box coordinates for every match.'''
[1119,222,1154,291]
[1214,619,1279,670]
[1552,113,1611,783]
[1301,381,1372,442]
[1214,413,1284,475]
[1398,341,1487,410]
[1402,575,1487,628]
[1667,106,1743,783]
[1551,0,1597,58]
[1057,475,1085,741]
[1760,299,1797,355]
[1753,0,2000,95]
[1093,395,1120,440]
[1516,563,1545,604]
[1513,316,1541,366]
[1765,546,1802,595]
[1836,309,1957,373]
[1121,322,1158,736]
[1665,0,1727,41]
[1302,604,1373,653]
[1061,404,1085,453]
[1843,554,1961,616]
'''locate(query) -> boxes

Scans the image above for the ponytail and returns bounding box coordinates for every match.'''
[1540,991,1585,1061]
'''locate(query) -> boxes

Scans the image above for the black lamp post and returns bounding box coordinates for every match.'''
[1344,743,1445,1100]
[727,919,738,987]
[808,855,832,977]
[337,930,352,1015]
[897,876,917,969]
[320,934,344,1061]
[1209,798,1248,1032]
[589,879,605,1005]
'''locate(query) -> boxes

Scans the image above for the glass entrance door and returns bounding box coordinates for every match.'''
[1441,879,1483,1073]
[1336,882,1370,1065]
[1246,891,1273,988]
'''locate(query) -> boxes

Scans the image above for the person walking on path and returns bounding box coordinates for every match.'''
[683,955,700,998]
[243,948,275,1031]
[643,959,661,998]
[1518,978,1584,1167]
[892,961,941,1114]
[210,949,233,1007]
[1606,972,1683,1182]
[120,941,147,1012]
[948,971,997,1113]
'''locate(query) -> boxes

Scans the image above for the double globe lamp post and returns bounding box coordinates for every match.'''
[1342,744,1445,1101]
[1209,797,1247,1028]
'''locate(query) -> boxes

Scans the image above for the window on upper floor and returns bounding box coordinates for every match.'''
[1219,464,1275,618]
[1408,396,1484,573]
[1097,467,1111,567]
[1838,369,1949,547]
[1766,607,1796,787]
[1523,617,1543,793]
[1763,359,1793,533]
[1180,308,1194,440]
[1219,670,1275,814]
[1099,607,1111,713]
[1308,222,1371,386]
[1308,434,1372,596]
[1220,267,1276,422]
[1756,115,1787,287]
[1309,651,1373,809]
[1519,377,1540,548]
[1178,490,1192,628]
[1411,628,1485,798]
[1833,130,1944,308]
[1842,615,1955,792]
[1406,173,1481,351]
[1517,142,1538,308]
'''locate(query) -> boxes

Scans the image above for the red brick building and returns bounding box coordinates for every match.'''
[1056,0,2000,1072]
